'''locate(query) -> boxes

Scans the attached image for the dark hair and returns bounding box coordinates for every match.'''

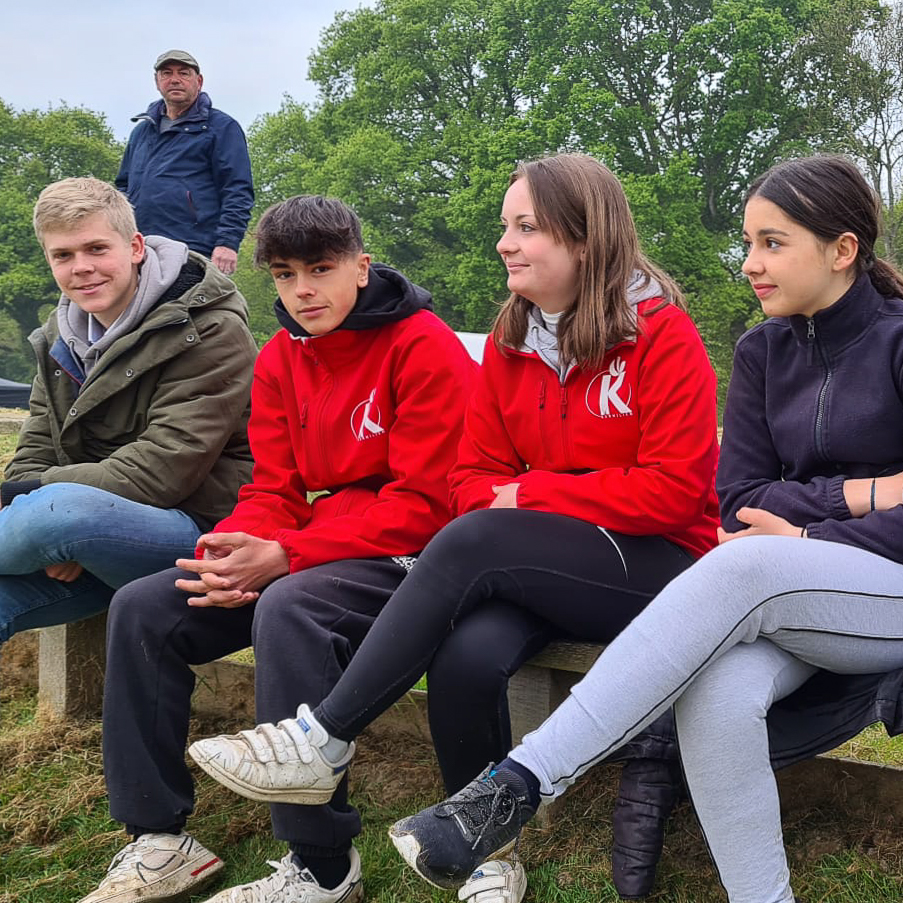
[746,155,903,298]
[493,153,684,367]
[254,195,363,266]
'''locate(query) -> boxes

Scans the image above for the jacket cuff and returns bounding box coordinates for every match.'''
[513,472,544,511]
[827,475,852,518]
[804,521,824,541]
[273,530,305,572]
[0,479,42,507]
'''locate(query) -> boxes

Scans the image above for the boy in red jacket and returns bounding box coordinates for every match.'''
[80,196,476,903]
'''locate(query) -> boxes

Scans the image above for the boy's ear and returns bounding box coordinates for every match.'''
[130,232,146,265]
[357,253,371,288]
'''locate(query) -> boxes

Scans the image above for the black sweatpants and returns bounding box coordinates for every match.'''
[102,557,410,858]
[314,509,695,792]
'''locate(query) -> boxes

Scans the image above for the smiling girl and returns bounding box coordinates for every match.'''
[188,153,721,902]
[388,155,903,903]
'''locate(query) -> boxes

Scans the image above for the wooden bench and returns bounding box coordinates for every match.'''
[9,614,903,828]
[5,331,902,816]
[26,615,601,728]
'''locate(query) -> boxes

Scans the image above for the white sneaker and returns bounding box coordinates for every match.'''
[77,832,224,902]
[188,704,354,805]
[458,860,526,903]
[203,849,364,902]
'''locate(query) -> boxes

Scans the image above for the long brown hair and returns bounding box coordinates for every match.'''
[493,154,684,367]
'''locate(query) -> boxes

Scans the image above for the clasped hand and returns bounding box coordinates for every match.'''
[175,531,290,607]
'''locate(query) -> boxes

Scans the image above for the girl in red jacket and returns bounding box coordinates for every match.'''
[190,153,720,900]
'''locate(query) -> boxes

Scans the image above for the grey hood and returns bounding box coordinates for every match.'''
[521,270,664,380]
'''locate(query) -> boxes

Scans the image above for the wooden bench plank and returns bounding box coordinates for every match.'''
[527,641,603,674]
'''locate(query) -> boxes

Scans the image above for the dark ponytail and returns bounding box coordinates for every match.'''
[869,259,903,298]
[746,155,903,299]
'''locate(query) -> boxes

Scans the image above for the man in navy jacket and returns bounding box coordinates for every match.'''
[116,50,254,275]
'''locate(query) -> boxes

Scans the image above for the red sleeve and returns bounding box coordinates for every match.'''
[273,327,475,571]
[516,309,719,533]
[449,338,529,515]
[211,351,312,541]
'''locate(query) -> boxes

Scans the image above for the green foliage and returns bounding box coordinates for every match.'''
[0,100,122,378]
[3,0,899,398]
[620,156,756,404]
[0,311,32,382]
[804,1,903,262]
[243,0,876,391]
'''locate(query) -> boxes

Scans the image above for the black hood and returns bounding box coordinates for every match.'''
[274,263,433,339]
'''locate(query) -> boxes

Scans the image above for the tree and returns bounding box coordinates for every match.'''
[808,1,903,262]
[246,0,857,390]
[0,101,122,377]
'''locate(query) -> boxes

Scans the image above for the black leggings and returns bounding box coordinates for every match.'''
[314,509,694,791]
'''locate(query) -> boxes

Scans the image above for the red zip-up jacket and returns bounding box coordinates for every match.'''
[450,299,720,558]
[214,307,476,572]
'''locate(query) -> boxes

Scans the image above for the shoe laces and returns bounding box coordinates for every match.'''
[219,853,315,902]
[436,773,521,852]
[237,717,315,766]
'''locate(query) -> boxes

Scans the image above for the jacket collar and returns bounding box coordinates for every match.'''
[273,263,431,339]
[787,274,884,354]
[133,91,212,126]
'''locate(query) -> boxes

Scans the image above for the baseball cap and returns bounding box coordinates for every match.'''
[154,50,200,72]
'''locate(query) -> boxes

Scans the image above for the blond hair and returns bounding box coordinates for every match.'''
[493,154,684,368]
[33,177,137,246]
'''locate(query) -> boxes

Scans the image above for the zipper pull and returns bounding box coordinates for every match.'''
[301,402,308,428]
[560,385,568,419]
[538,378,546,410]
[806,318,815,366]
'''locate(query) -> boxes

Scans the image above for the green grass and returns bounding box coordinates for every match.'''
[0,431,18,474]
[828,723,903,767]
[1,686,902,903]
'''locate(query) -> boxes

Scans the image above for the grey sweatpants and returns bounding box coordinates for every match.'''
[511,535,903,903]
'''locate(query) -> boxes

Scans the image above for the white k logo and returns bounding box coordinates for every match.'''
[586,357,633,418]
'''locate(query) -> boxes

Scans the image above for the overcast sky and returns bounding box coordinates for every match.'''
[1,1,372,141]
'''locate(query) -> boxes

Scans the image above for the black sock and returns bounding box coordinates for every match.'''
[127,823,183,839]
[494,758,541,812]
[289,848,351,890]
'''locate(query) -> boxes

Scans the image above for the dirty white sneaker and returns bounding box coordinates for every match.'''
[457,859,526,903]
[203,849,363,902]
[77,832,223,902]
[188,704,354,805]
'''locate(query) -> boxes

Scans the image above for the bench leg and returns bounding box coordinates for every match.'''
[37,613,107,719]
[508,663,578,745]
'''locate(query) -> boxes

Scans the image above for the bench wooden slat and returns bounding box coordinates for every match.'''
[527,641,603,674]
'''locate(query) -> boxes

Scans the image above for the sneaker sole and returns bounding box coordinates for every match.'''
[188,743,340,805]
[339,882,365,903]
[83,856,224,903]
[388,827,515,891]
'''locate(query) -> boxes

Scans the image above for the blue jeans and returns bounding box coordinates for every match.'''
[0,483,201,644]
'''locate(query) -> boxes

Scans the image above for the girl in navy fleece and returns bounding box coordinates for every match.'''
[384,155,903,903]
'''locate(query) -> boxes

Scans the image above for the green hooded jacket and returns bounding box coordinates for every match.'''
[4,252,256,531]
